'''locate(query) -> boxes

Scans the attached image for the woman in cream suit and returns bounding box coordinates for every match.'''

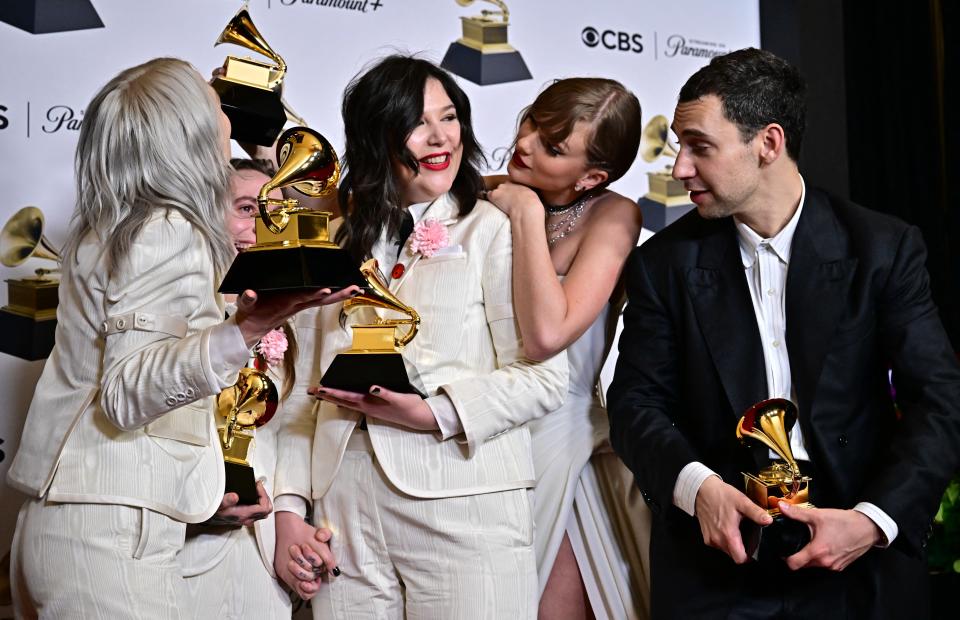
[272,55,568,618]
[6,59,352,619]
[487,78,651,619]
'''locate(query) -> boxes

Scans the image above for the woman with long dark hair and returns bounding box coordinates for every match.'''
[488,77,650,619]
[272,55,568,617]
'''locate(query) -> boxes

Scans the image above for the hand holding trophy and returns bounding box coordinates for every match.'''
[736,398,814,561]
[319,258,427,397]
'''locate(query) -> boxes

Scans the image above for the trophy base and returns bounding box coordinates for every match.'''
[742,514,811,562]
[440,41,532,86]
[320,352,427,398]
[0,0,103,34]
[224,461,260,505]
[218,245,365,294]
[637,197,696,233]
[0,309,56,360]
[212,78,286,147]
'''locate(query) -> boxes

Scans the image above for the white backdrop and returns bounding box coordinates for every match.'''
[0,0,759,607]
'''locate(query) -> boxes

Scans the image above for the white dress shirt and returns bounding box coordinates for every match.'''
[672,176,897,545]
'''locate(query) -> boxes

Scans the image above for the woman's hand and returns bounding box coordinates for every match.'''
[487,181,542,218]
[204,481,272,527]
[234,286,360,348]
[309,385,439,431]
[274,511,339,600]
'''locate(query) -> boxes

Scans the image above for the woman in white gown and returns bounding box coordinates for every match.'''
[488,77,651,620]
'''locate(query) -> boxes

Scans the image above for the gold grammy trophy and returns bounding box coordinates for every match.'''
[637,115,695,232]
[0,206,61,360]
[217,367,279,504]
[736,398,813,559]
[212,4,307,145]
[440,0,531,85]
[218,126,364,293]
[320,259,427,397]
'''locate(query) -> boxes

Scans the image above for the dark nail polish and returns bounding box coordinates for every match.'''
[332,566,341,577]
[370,387,381,395]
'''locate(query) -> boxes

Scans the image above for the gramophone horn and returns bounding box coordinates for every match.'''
[215,4,287,89]
[257,126,341,234]
[0,206,62,268]
[736,398,800,476]
[640,115,679,163]
[344,258,421,347]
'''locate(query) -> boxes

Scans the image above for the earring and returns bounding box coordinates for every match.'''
[574,183,583,192]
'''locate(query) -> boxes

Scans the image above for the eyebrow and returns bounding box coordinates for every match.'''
[673,126,710,139]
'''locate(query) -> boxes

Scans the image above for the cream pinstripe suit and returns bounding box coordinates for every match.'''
[8,210,250,618]
[277,195,568,618]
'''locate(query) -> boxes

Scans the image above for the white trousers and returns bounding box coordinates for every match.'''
[182,527,292,619]
[11,499,187,619]
[310,430,538,620]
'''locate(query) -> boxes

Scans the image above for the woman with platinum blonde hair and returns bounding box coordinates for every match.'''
[7,57,352,618]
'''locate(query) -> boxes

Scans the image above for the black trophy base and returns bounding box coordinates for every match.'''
[212,78,286,147]
[637,197,696,233]
[440,42,532,86]
[0,310,56,360]
[321,352,427,398]
[218,246,365,294]
[742,514,811,562]
[0,0,103,34]
[224,461,259,505]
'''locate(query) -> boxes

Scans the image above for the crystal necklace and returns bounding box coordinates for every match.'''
[545,191,595,246]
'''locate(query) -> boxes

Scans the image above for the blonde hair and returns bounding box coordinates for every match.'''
[66,57,233,274]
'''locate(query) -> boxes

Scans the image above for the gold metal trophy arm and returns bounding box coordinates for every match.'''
[344,259,421,348]
[257,127,341,234]
[456,0,510,23]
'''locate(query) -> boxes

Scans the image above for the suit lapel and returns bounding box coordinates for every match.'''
[785,191,857,436]
[389,193,460,295]
[685,220,769,423]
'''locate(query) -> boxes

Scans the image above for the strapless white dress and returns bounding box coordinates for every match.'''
[529,291,651,619]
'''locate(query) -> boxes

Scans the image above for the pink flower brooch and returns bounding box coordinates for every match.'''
[409,218,449,258]
[256,328,288,368]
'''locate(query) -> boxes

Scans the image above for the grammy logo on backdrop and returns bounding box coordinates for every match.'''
[636,114,694,232]
[0,0,103,34]
[0,206,61,360]
[440,0,531,86]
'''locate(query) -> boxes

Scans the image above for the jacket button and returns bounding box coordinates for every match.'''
[176,392,186,402]
[165,397,177,406]
[185,387,195,398]
[838,435,848,447]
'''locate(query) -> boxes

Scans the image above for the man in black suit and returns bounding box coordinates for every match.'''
[608,48,960,619]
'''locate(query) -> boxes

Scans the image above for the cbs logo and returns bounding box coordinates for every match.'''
[581,27,643,54]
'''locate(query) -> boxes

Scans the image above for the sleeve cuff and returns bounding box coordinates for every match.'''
[274,493,309,519]
[853,502,898,547]
[673,461,720,516]
[206,316,252,390]
[427,393,464,440]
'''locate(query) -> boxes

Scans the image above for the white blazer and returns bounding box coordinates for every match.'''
[7,210,246,523]
[276,194,568,503]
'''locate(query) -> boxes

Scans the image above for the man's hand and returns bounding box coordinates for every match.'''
[235,286,359,348]
[274,511,338,600]
[780,502,881,571]
[309,385,439,431]
[694,475,773,564]
[205,482,272,527]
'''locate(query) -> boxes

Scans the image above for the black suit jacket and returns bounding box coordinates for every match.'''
[608,188,960,619]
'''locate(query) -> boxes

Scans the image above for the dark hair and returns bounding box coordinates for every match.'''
[678,47,806,161]
[334,55,486,263]
[229,157,276,178]
[522,78,642,185]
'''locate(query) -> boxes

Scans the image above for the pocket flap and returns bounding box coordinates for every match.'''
[145,398,211,446]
